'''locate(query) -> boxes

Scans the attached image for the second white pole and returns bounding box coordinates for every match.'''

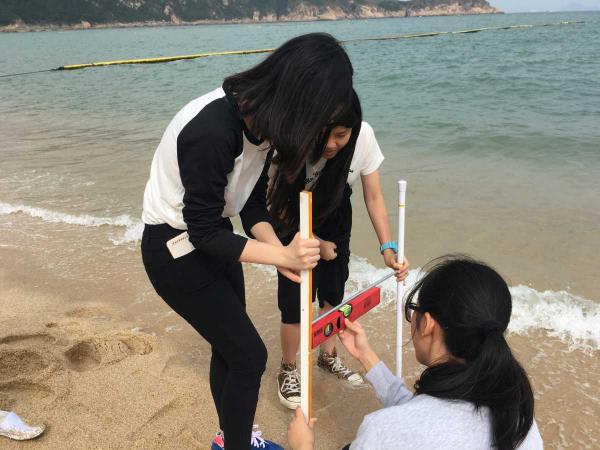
[396,180,407,377]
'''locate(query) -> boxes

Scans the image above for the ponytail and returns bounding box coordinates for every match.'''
[408,256,535,450]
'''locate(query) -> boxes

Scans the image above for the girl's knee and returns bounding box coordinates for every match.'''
[231,338,267,376]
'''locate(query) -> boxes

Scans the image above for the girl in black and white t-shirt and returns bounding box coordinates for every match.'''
[141,33,357,450]
[269,92,409,410]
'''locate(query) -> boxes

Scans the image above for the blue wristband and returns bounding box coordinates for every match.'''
[380,241,398,254]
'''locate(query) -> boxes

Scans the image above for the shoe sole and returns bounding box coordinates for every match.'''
[0,426,45,441]
[277,379,301,410]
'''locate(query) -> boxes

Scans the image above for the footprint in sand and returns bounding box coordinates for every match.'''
[0,332,56,346]
[0,381,54,411]
[0,348,50,379]
[65,305,113,320]
[64,333,154,372]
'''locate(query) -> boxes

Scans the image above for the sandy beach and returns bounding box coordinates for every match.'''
[1,212,598,449]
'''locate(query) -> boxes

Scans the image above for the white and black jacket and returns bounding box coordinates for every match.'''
[142,83,272,262]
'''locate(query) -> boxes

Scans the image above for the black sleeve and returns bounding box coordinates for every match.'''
[239,151,273,239]
[177,122,247,262]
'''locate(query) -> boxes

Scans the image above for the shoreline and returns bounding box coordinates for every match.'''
[0,10,502,34]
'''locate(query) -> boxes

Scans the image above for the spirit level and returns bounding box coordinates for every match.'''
[311,272,394,348]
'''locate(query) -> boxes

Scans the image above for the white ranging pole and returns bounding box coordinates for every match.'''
[396,180,407,377]
[299,191,313,419]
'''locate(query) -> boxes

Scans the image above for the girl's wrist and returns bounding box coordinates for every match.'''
[382,248,396,259]
[279,245,293,268]
[358,349,380,372]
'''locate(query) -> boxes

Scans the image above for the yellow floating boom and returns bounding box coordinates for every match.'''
[58,47,276,70]
[0,20,584,78]
[57,21,580,71]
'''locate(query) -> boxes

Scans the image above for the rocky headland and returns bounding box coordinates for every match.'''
[1,1,500,32]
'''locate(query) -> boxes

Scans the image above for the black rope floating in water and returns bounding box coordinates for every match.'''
[0,68,59,78]
[0,21,584,79]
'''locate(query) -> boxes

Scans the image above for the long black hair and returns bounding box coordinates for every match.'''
[406,255,534,450]
[269,89,362,233]
[224,32,354,184]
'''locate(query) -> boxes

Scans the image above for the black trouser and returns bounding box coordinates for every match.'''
[141,224,267,450]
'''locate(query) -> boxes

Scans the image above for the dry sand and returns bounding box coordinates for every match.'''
[0,277,213,449]
[0,241,392,450]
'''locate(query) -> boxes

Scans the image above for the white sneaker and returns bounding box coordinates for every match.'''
[0,411,45,441]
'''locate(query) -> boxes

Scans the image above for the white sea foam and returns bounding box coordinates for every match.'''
[346,255,600,351]
[0,201,131,226]
[0,201,143,245]
[110,221,145,245]
[346,255,423,305]
[509,285,600,350]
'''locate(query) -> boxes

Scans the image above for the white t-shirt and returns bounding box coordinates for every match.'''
[305,121,384,190]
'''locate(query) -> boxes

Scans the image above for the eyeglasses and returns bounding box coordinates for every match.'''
[404,299,424,323]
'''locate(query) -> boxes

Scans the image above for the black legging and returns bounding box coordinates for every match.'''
[141,224,267,450]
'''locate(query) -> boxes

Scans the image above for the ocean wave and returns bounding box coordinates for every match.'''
[347,255,600,351]
[509,285,600,350]
[0,201,143,244]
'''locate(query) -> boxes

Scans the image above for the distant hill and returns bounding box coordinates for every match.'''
[0,0,499,29]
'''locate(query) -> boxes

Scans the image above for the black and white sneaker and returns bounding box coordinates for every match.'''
[277,361,301,410]
[317,349,364,386]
